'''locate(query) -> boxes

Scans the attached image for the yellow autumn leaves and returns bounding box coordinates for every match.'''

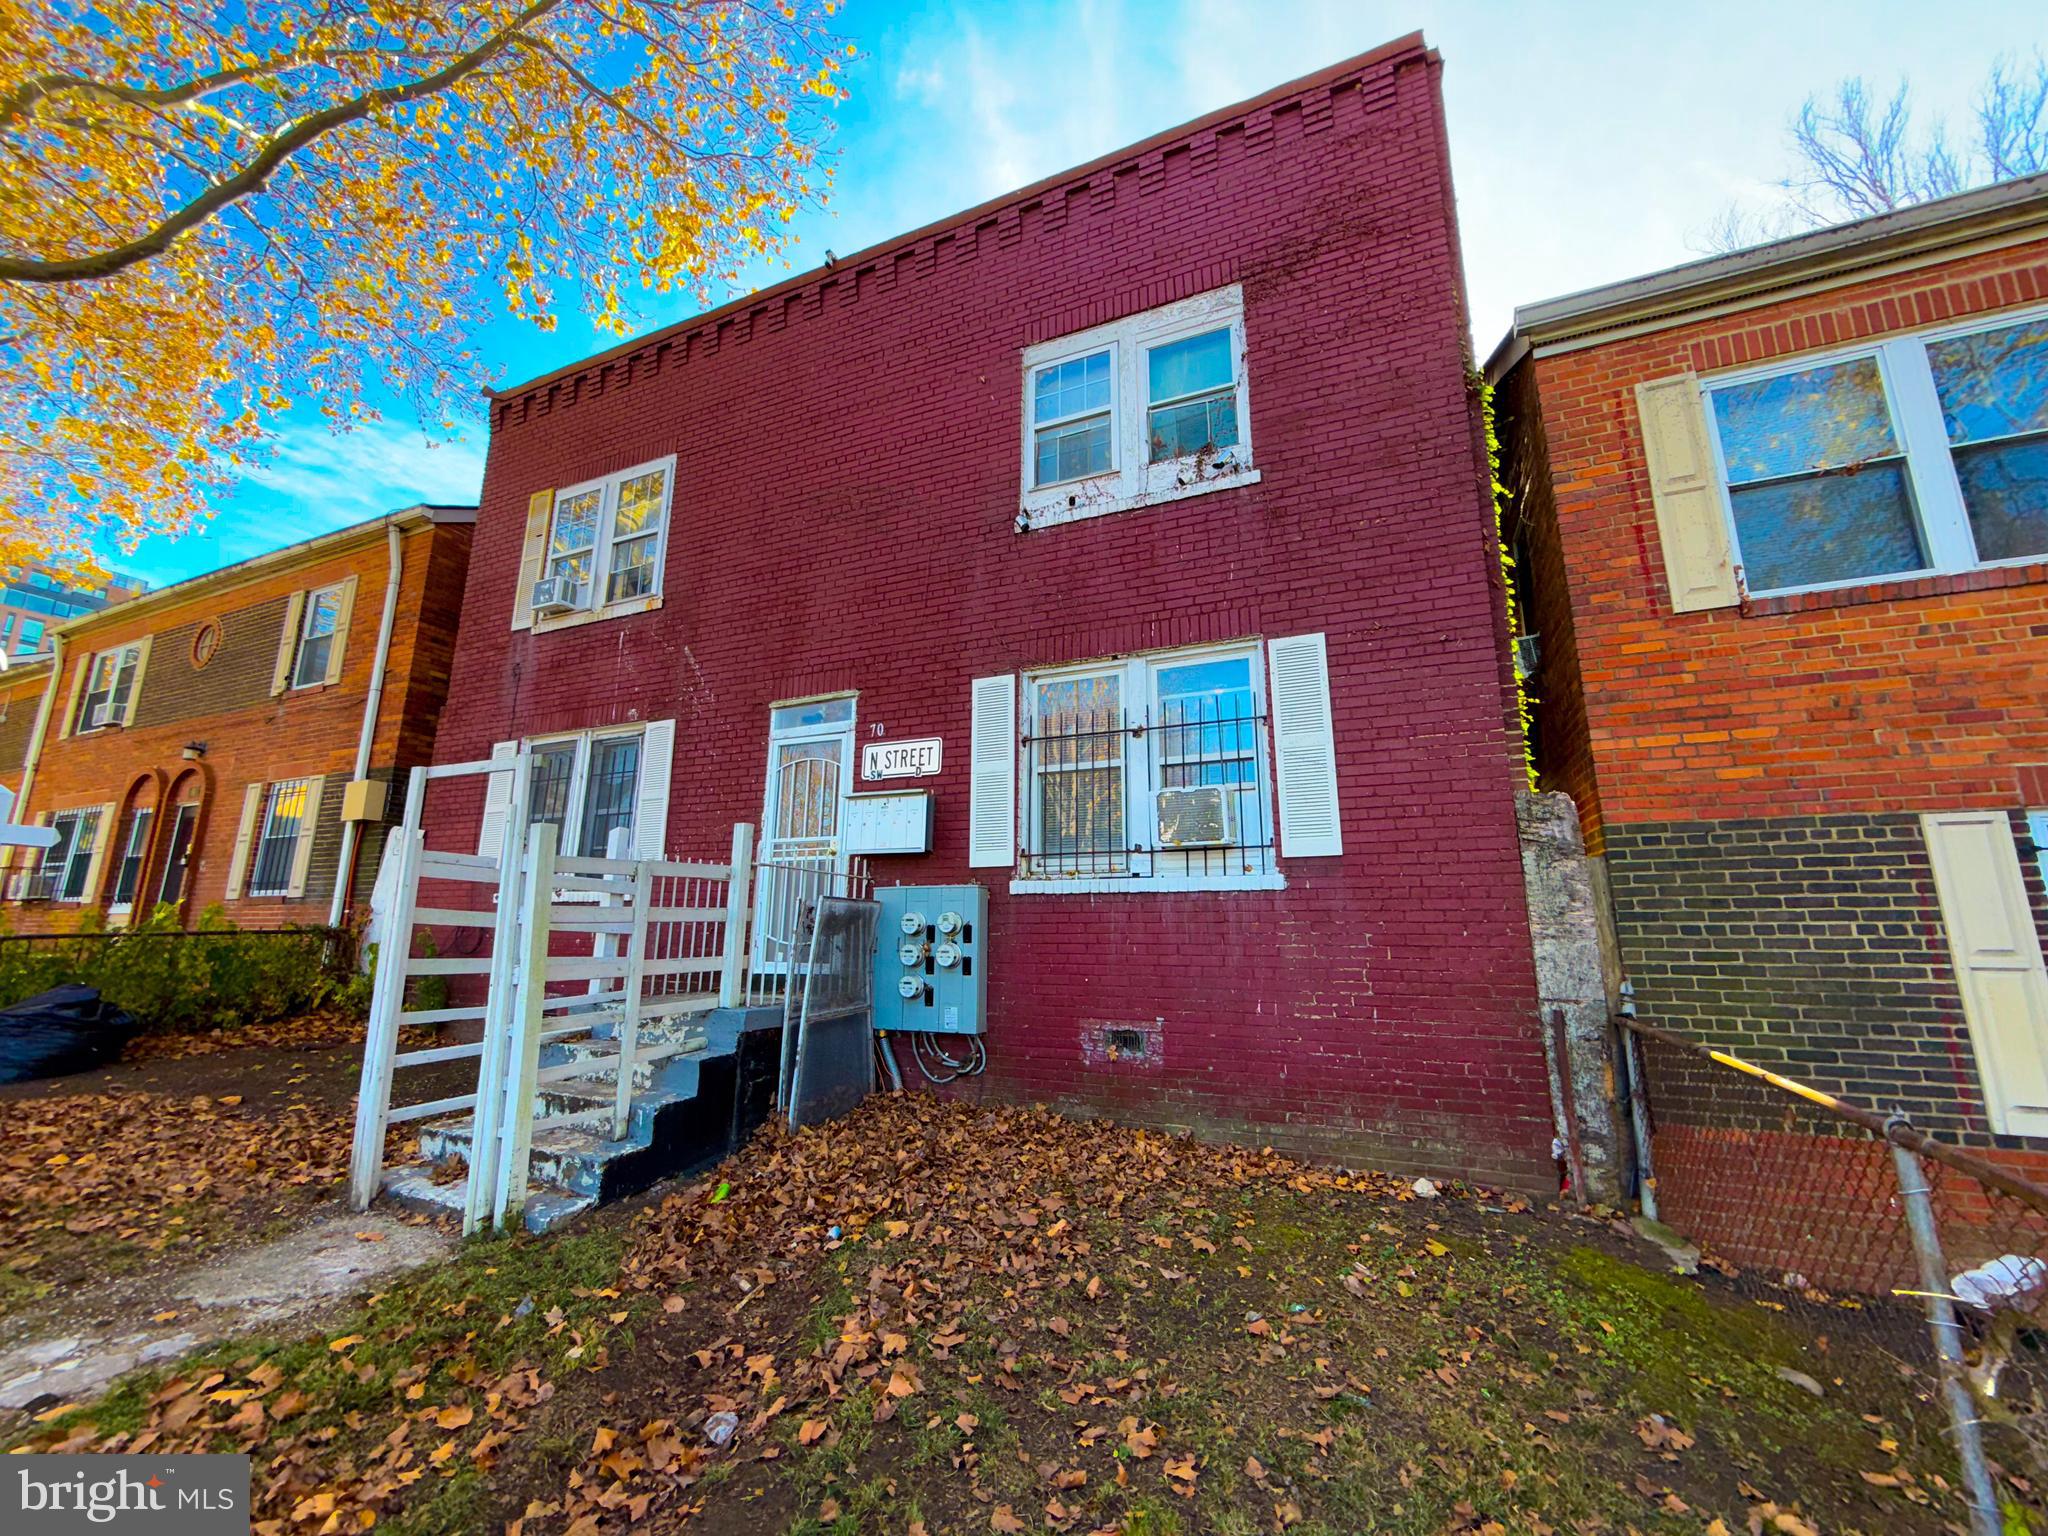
[0,0,843,572]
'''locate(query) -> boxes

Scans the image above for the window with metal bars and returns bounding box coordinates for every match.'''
[522,729,642,857]
[247,779,309,896]
[1020,646,1275,883]
[29,807,102,901]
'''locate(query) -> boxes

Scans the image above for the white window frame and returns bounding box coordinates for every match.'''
[522,725,646,859]
[537,455,676,630]
[246,778,311,897]
[77,642,143,731]
[36,807,102,902]
[107,805,154,913]
[1019,286,1258,532]
[1701,304,2048,599]
[291,582,348,689]
[1012,640,1283,894]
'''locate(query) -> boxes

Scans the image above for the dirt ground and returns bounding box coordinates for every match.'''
[7,1087,2032,1536]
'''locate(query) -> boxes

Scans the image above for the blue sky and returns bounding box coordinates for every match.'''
[115,0,2046,586]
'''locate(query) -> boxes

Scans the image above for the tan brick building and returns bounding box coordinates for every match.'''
[1,506,473,932]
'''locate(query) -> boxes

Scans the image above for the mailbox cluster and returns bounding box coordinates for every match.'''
[873,884,988,1036]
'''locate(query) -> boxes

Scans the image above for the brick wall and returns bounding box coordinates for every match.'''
[1505,226,2048,1166]
[0,664,51,794]
[429,37,1557,1188]
[4,519,470,933]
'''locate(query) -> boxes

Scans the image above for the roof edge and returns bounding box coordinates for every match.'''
[492,31,1432,405]
[1505,171,2048,354]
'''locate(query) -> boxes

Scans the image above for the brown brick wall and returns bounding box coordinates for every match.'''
[2,519,470,932]
[0,665,51,794]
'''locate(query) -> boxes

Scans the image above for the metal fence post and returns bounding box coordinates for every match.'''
[1887,1118,2002,1536]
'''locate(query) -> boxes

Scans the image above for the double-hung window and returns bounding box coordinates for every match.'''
[77,643,143,731]
[1702,310,2048,596]
[1020,286,1255,529]
[525,729,644,858]
[108,807,154,910]
[31,807,102,902]
[543,457,675,616]
[292,584,346,688]
[247,779,311,897]
[1020,644,1277,887]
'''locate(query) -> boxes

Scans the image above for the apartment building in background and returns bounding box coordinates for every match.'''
[0,565,148,660]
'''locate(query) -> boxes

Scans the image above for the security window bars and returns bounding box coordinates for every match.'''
[1022,646,1275,883]
[31,807,101,901]
[545,456,675,612]
[109,807,153,908]
[523,729,642,857]
[292,584,345,687]
[78,642,142,730]
[248,779,309,897]
[1703,309,2048,595]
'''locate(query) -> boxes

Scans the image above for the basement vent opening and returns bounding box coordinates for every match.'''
[1106,1027,1147,1058]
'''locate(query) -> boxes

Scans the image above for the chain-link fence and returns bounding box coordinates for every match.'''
[1621,1016,2048,1530]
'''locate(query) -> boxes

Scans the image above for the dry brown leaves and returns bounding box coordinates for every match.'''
[0,1090,366,1264]
[121,1011,384,1062]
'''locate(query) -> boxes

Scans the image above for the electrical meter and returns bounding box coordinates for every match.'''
[873,886,987,1037]
[936,910,963,936]
[897,974,924,1000]
[934,940,961,969]
[898,939,925,967]
[899,911,925,936]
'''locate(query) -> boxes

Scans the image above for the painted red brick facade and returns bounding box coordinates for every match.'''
[432,36,1555,1187]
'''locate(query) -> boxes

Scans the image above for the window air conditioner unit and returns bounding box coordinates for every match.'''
[1514,632,1542,679]
[530,575,588,615]
[1155,785,1237,849]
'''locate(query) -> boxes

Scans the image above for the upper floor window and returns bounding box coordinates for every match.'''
[539,457,674,619]
[1703,311,2048,596]
[75,642,145,732]
[17,619,43,655]
[1020,286,1255,531]
[271,577,355,695]
[292,583,347,688]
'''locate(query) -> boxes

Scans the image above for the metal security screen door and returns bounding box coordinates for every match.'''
[753,697,855,972]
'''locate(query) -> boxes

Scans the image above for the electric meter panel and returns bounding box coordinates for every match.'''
[873,885,987,1036]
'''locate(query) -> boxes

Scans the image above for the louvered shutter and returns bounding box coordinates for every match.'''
[271,591,306,695]
[1268,633,1343,859]
[633,720,675,860]
[511,491,556,630]
[58,655,88,738]
[122,636,152,724]
[285,776,326,898]
[323,576,358,685]
[968,674,1017,869]
[477,740,520,859]
[1922,811,2048,1137]
[225,782,265,899]
[1635,375,1740,613]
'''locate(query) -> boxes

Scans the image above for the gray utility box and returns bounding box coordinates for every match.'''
[874,884,987,1036]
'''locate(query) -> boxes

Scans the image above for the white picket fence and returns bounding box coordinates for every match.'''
[347,751,754,1234]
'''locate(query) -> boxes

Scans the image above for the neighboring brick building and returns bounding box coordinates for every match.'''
[0,565,148,661]
[0,654,52,803]
[1,506,474,932]
[428,34,1557,1187]
[1491,176,2048,1202]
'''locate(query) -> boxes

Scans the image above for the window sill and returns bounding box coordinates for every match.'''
[534,593,664,635]
[1743,559,2048,616]
[1010,872,1286,895]
[1018,465,1261,533]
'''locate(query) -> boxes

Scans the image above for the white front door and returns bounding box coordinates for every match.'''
[753,697,855,971]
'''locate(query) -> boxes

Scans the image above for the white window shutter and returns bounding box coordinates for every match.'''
[59,654,88,738]
[1268,633,1343,858]
[477,740,520,858]
[1922,811,2048,1137]
[225,782,265,899]
[79,803,117,905]
[323,576,358,685]
[511,490,555,630]
[633,720,676,859]
[968,674,1018,869]
[271,591,306,695]
[1635,375,1740,613]
[286,776,326,898]
[122,636,152,725]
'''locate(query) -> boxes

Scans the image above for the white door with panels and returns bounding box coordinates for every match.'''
[754,697,855,971]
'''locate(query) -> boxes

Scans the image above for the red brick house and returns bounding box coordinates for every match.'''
[1490,175,2048,1218]
[1,506,473,932]
[431,34,1555,1186]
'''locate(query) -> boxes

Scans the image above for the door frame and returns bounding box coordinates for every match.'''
[752,694,857,971]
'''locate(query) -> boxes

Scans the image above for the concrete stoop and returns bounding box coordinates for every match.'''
[381,1005,786,1233]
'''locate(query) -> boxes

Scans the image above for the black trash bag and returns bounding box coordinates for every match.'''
[0,984,140,1084]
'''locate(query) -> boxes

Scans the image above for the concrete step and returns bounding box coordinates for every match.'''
[379,1165,596,1234]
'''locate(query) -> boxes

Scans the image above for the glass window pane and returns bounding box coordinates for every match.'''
[606,533,657,604]
[614,470,666,535]
[580,735,641,858]
[1034,417,1111,485]
[1928,319,2048,444]
[771,697,854,730]
[294,631,333,687]
[1157,657,1256,780]
[1729,465,1924,592]
[550,488,601,556]
[58,809,100,901]
[1148,328,1234,404]
[1033,673,1124,872]
[1710,359,1900,483]
[157,803,196,906]
[1949,437,2048,562]
[1033,350,1112,424]
[527,744,578,845]
[250,781,306,895]
[1147,392,1239,464]
[111,808,152,905]
[773,740,842,841]
[302,590,340,640]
